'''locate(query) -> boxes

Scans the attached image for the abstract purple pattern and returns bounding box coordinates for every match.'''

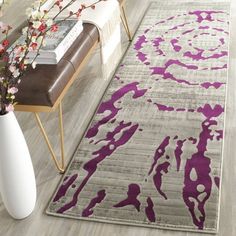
[47,2,229,233]
[135,9,228,89]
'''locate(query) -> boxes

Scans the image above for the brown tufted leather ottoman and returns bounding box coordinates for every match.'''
[10,23,99,173]
[14,23,99,111]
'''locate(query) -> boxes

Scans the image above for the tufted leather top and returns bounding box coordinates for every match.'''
[9,23,99,107]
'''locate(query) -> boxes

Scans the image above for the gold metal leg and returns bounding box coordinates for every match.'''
[120,5,132,41]
[34,102,65,174]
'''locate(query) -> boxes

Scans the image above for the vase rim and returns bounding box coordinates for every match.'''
[0,111,13,118]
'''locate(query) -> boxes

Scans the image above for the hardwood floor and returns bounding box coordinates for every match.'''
[0,0,235,235]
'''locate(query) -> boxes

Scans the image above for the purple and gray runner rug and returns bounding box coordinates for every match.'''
[47,0,230,233]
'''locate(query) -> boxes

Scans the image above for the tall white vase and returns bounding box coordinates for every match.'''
[0,112,36,219]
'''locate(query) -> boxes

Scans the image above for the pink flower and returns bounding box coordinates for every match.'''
[5,104,14,112]
[2,39,9,47]
[9,65,16,73]
[9,65,20,78]
[14,46,24,56]
[30,42,38,50]
[0,77,4,82]
[12,69,20,78]
[8,87,18,94]
[51,24,58,32]
[38,23,46,32]
[55,1,62,7]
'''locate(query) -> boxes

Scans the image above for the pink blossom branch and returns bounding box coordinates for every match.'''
[0,0,107,114]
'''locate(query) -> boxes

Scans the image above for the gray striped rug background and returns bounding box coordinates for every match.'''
[47,1,230,233]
